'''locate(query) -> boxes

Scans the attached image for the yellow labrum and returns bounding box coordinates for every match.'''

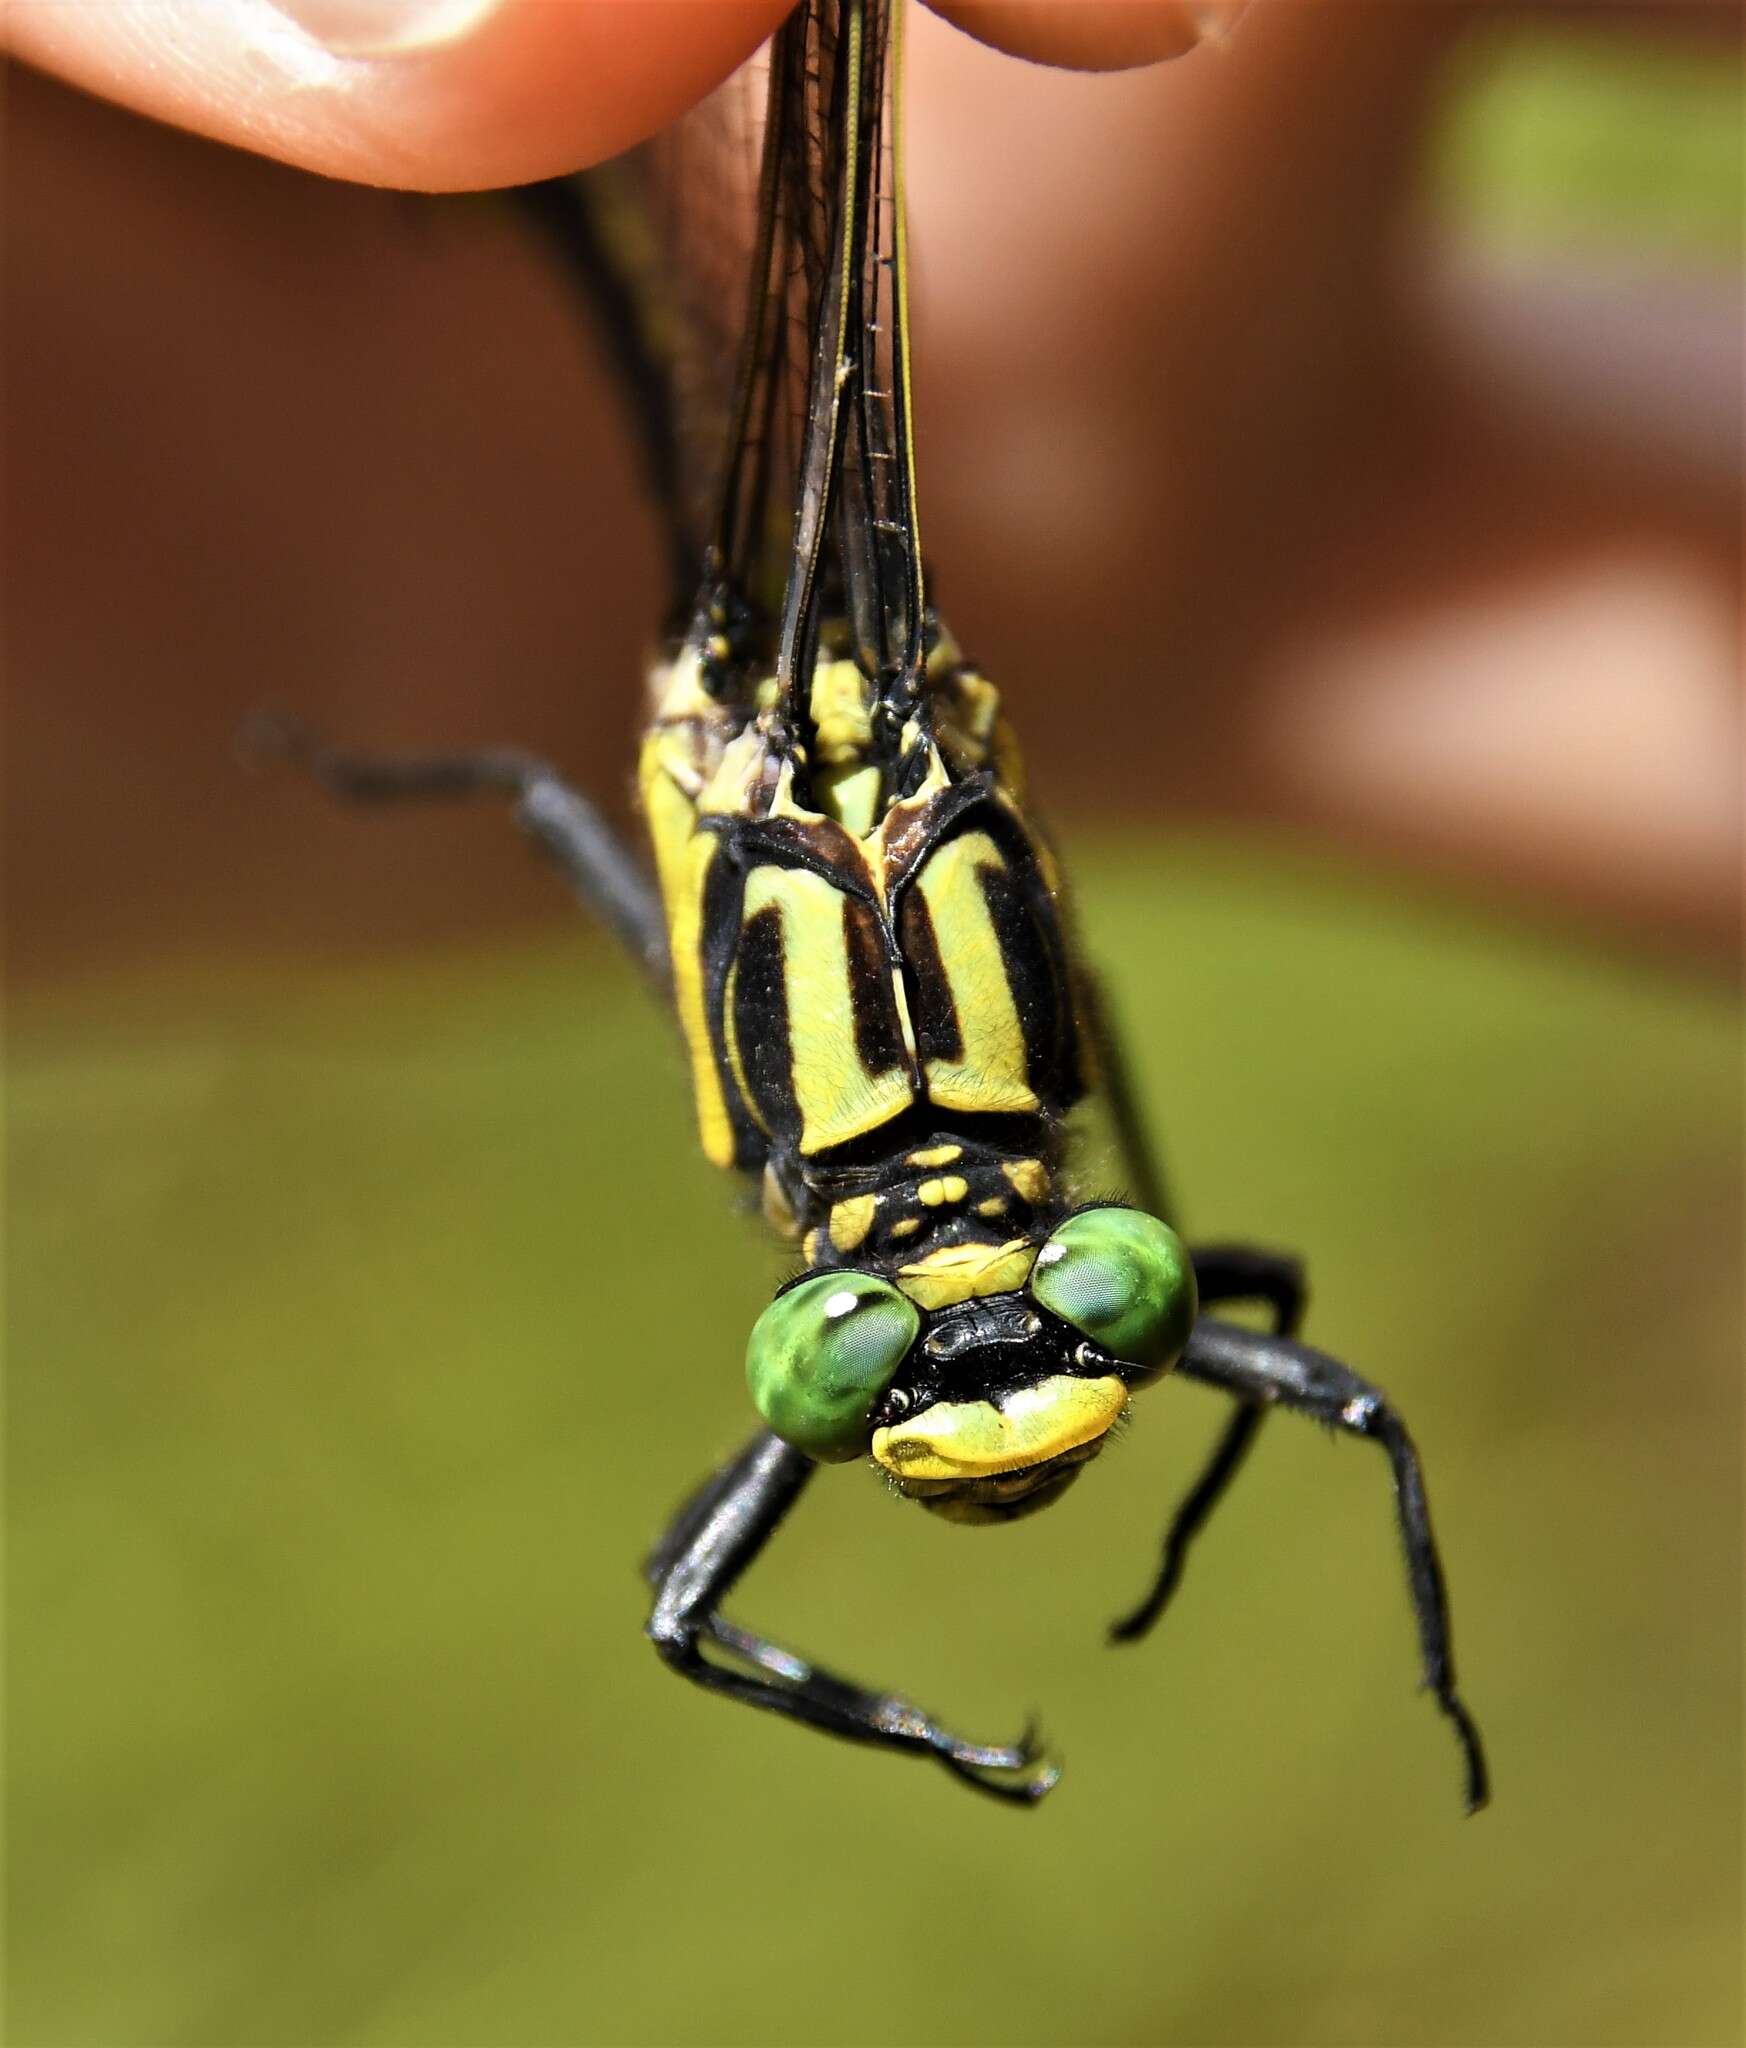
[737,865,915,1155]
[912,829,1039,1117]
[870,1375,1128,1481]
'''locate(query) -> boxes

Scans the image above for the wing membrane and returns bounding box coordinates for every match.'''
[515,0,923,701]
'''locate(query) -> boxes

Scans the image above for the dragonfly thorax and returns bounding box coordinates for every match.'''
[639,616,1085,1193]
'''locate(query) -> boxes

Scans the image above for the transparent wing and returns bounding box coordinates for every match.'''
[511,0,922,681]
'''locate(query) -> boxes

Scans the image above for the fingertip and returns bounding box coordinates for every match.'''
[4,0,793,191]
[926,0,1244,71]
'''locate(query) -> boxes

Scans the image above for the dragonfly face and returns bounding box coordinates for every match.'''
[745,1205,1197,1522]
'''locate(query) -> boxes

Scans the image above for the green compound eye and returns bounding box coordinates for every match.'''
[1030,1207,1197,1377]
[746,1271,921,1463]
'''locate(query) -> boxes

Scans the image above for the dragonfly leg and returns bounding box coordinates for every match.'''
[243,713,669,988]
[1172,1315,1489,1814]
[646,1430,1060,1806]
[1110,1246,1304,1644]
[1189,1245,1307,1335]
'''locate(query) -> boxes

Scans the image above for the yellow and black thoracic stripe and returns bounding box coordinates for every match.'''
[640,637,1087,1273]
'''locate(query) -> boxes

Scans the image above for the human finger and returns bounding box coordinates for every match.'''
[925,0,1244,70]
[1,0,791,191]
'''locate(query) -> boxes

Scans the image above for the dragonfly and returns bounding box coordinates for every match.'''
[265,0,1488,1809]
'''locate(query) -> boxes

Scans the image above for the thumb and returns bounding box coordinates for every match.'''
[2,0,791,191]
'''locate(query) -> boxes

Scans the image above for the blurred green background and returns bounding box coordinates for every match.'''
[5,8,1741,2048]
[9,838,1740,2045]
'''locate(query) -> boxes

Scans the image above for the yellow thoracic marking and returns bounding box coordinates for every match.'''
[926,628,961,675]
[894,1237,1037,1311]
[809,658,873,765]
[871,1375,1128,1481]
[817,762,881,838]
[889,1217,922,1239]
[976,1197,1007,1218]
[804,1227,828,1266]
[739,865,914,1156]
[913,829,1039,1118]
[642,636,1058,1182]
[639,746,736,1169]
[829,1194,878,1253]
[916,1175,968,1208]
[1002,1158,1049,1205]
[646,643,716,725]
[696,723,767,819]
[906,1144,962,1168]
[936,669,1000,771]
[762,1167,800,1239]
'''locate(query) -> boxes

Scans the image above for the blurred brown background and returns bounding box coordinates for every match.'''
[5,2,1739,981]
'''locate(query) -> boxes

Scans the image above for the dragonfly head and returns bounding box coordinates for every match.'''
[745,1208,1197,1525]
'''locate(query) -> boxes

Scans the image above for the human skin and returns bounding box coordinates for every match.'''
[2,0,1238,189]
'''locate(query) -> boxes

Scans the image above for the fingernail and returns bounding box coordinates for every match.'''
[262,0,500,58]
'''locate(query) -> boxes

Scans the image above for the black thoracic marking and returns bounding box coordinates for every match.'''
[977,854,1078,1107]
[882,776,990,898]
[726,813,882,909]
[700,838,768,1169]
[843,897,909,1077]
[897,886,965,1065]
[788,1108,1059,1204]
[733,904,801,1146]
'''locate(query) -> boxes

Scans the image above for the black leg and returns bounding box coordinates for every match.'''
[1109,1245,1305,1644]
[1189,1245,1307,1338]
[1109,1402,1265,1644]
[1081,982,1312,1642]
[244,713,670,989]
[646,1430,1060,1805]
[1175,1316,1489,1813]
